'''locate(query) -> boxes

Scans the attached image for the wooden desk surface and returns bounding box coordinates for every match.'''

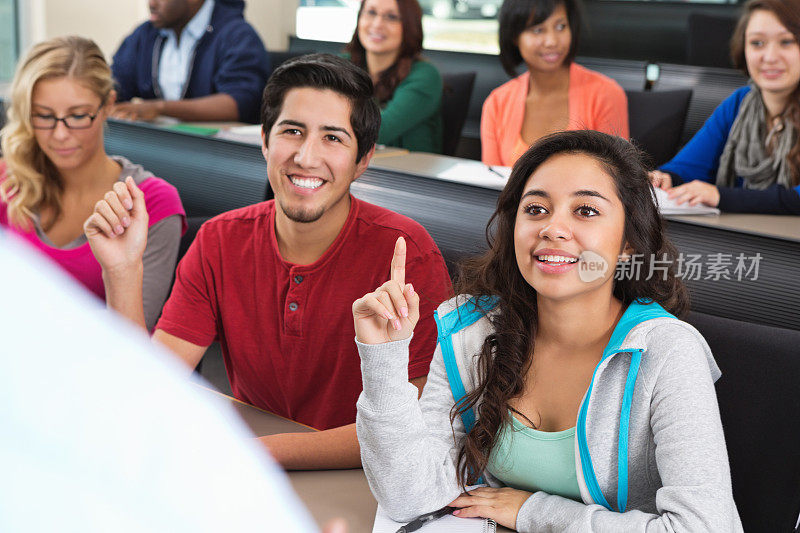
[226,396,378,532]
[224,394,512,532]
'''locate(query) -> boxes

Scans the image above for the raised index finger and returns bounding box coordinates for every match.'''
[390,236,406,286]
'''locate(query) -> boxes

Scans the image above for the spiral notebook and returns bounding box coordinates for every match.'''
[372,504,496,533]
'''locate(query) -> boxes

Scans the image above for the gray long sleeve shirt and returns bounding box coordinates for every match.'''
[356,297,743,531]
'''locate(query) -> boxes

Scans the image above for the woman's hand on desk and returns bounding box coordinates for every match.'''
[649,170,673,190]
[667,179,721,207]
[84,176,149,276]
[449,486,533,531]
[352,237,419,344]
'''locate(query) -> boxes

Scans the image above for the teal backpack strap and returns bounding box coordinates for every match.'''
[433,295,499,434]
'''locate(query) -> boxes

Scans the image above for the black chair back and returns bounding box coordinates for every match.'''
[177,216,212,263]
[626,88,692,167]
[687,13,739,69]
[686,311,800,532]
[440,71,476,157]
[268,50,309,74]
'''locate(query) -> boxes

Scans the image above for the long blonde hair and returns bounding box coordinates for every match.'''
[0,36,113,230]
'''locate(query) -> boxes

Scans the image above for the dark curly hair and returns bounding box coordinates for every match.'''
[452,130,689,486]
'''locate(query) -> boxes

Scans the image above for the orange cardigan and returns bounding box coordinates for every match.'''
[480,63,629,166]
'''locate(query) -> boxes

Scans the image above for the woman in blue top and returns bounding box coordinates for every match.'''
[651,0,800,215]
[352,131,741,531]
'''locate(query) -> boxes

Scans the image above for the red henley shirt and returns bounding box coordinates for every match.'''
[156,197,452,430]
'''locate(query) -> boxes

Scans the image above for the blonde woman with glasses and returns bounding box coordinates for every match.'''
[0,36,186,330]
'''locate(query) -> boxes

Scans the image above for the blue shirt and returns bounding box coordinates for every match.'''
[158,0,215,101]
[660,85,800,215]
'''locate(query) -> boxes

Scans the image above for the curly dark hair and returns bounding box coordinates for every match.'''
[345,0,424,104]
[451,130,689,486]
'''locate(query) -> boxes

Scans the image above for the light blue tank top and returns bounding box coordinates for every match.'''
[486,414,582,501]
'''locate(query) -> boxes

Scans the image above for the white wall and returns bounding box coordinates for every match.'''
[19,0,298,62]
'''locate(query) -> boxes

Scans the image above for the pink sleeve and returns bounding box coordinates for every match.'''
[594,80,630,139]
[0,163,10,227]
[138,177,187,235]
[480,90,504,166]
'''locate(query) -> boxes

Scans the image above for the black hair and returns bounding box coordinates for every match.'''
[260,53,381,163]
[498,0,583,77]
[453,129,689,486]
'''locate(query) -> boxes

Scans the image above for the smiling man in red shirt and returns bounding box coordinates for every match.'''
[84,54,452,469]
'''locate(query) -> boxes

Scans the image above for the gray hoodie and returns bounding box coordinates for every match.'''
[356,296,743,532]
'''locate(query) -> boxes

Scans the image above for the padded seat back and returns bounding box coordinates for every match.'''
[686,311,800,532]
[626,88,692,166]
[441,71,476,156]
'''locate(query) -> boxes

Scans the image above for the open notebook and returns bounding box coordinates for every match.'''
[372,504,496,533]
[653,187,721,215]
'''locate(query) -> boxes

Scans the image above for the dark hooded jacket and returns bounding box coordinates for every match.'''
[111,0,270,123]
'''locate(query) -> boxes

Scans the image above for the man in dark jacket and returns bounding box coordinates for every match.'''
[111,0,269,123]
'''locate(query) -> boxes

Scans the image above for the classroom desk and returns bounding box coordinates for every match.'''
[225,394,513,533]
[104,118,269,217]
[362,153,800,331]
[661,214,800,331]
[103,123,799,330]
[223,395,378,531]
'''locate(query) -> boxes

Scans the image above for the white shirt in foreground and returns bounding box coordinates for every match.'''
[0,230,317,533]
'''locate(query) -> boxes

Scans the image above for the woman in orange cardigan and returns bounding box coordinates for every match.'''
[481,0,629,166]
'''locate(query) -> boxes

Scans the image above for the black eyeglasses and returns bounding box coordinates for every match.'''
[31,103,105,130]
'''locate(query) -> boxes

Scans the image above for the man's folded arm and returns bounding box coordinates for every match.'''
[260,376,428,470]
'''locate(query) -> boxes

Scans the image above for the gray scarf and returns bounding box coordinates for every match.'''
[716,83,796,190]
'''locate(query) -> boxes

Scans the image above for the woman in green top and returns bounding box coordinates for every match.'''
[346,0,443,153]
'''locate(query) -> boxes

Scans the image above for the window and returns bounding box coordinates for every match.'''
[295,0,500,55]
[0,0,18,82]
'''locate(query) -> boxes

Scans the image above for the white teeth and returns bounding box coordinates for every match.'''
[290,176,323,189]
[538,254,577,264]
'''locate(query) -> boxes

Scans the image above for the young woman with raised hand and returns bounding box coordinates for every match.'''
[0,36,186,330]
[352,131,742,531]
[481,0,629,167]
[652,0,800,214]
[346,0,443,153]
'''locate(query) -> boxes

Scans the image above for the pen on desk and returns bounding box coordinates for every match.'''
[486,165,506,178]
[395,506,457,533]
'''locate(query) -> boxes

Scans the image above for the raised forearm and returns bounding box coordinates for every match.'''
[259,423,361,470]
[103,262,147,330]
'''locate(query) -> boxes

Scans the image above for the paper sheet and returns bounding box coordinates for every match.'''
[653,187,721,215]
[434,162,509,190]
